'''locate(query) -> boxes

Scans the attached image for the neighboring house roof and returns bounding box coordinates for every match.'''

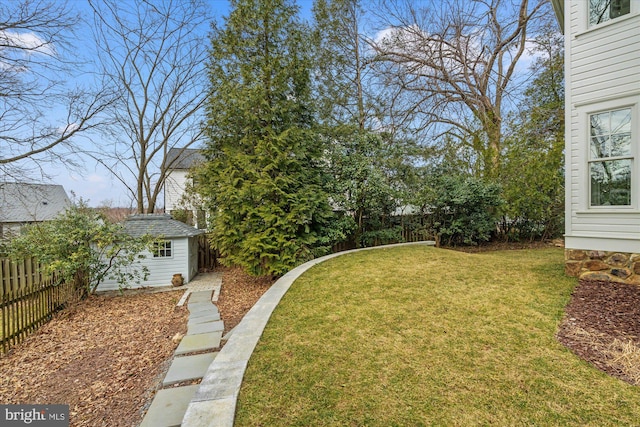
[123,214,205,238]
[165,148,205,170]
[0,182,71,223]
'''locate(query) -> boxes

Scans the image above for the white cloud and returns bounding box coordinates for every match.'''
[0,30,56,56]
[373,26,398,45]
[58,122,80,135]
[373,23,542,81]
[0,30,57,74]
[86,174,107,184]
[373,24,428,51]
[372,24,483,80]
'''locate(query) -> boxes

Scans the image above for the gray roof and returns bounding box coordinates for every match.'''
[0,182,71,223]
[123,214,205,238]
[165,148,205,170]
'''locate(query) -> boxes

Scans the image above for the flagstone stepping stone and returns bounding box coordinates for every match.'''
[188,320,224,336]
[163,352,219,387]
[187,313,221,325]
[140,385,199,427]
[188,302,217,313]
[188,306,219,318]
[175,331,222,355]
[188,291,213,303]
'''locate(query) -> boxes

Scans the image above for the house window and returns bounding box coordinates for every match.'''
[589,0,631,26]
[153,240,172,258]
[589,107,633,206]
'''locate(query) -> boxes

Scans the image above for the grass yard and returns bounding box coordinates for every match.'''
[235,246,640,426]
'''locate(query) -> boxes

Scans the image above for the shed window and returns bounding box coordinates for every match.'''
[589,108,633,206]
[589,0,631,26]
[153,240,172,258]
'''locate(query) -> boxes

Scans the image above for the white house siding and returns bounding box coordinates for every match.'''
[565,0,640,253]
[97,237,193,291]
[164,170,208,229]
[164,170,190,213]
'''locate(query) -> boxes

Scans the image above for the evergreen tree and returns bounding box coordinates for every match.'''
[199,0,341,277]
[313,0,418,247]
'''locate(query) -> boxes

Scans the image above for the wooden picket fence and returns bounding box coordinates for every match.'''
[0,257,77,355]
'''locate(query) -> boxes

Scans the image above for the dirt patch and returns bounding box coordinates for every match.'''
[557,279,640,385]
[445,240,561,253]
[0,290,188,427]
[216,266,275,335]
[0,268,273,427]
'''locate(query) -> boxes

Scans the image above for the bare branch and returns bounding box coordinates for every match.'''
[88,0,210,213]
[0,0,115,180]
[370,0,549,177]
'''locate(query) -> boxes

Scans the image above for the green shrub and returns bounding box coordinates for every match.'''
[6,202,153,296]
[422,175,502,246]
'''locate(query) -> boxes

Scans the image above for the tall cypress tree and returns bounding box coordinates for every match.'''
[199,0,339,277]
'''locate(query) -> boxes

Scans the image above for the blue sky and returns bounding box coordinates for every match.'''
[42,0,317,207]
[12,0,545,208]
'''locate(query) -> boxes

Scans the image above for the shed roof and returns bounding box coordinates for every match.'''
[0,182,71,223]
[123,214,205,238]
[165,148,205,170]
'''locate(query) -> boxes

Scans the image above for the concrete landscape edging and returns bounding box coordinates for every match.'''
[181,241,435,427]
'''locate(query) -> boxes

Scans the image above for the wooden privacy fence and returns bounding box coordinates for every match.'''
[0,257,76,355]
[198,235,218,271]
[331,226,431,253]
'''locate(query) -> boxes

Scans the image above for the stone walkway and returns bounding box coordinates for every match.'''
[141,242,435,426]
[177,272,223,306]
[140,272,224,427]
[181,241,435,427]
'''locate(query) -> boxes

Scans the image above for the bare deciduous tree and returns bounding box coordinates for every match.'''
[0,0,112,181]
[313,0,376,130]
[89,0,209,213]
[371,0,548,178]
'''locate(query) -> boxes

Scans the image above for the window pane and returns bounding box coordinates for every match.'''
[153,240,172,257]
[611,108,632,134]
[611,133,631,157]
[590,111,609,135]
[589,0,609,25]
[610,0,631,18]
[590,0,630,26]
[591,136,609,158]
[590,159,632,206]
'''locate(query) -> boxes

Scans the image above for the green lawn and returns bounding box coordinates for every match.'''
[235,246,640,426]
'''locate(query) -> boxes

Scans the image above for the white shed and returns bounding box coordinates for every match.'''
[552,0,640,284]
[97,214,206,291]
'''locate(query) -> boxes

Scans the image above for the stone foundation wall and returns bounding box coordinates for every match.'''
[565,250,640,285]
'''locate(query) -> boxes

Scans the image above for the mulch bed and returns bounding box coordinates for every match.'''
[0,268,273,427]
[216,266,275,335]
[557,279,640,385]
[0,290,189,427]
